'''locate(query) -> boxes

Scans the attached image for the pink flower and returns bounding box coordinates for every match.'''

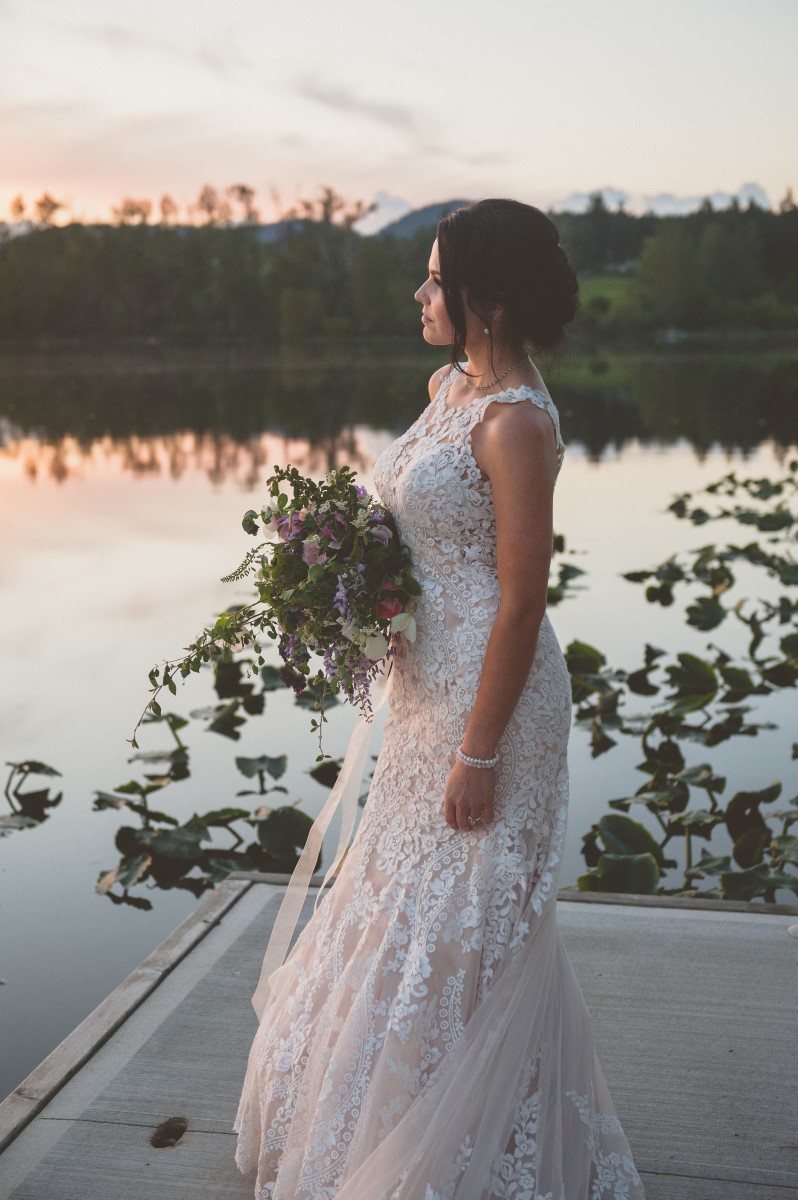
[376,596,404,619]
[302,537,326,566]
[379,580,400,592]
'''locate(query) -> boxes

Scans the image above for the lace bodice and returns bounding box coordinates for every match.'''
[371,367,565,724]
[374,367,564,579]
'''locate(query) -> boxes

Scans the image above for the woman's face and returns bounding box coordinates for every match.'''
[414,239,455,345]
[414,237,489,349]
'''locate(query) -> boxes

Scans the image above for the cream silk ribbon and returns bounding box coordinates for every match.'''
[251,661,392,1022]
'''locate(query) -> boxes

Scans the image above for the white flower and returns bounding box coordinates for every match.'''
[261,507,281,533]
[390,612,417,643]
[364,632,389,660]
[340,617,359,641]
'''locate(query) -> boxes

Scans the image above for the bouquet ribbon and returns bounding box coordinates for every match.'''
[251,661,393,1022]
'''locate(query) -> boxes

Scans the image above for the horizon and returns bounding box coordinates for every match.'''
[2,182,789,237]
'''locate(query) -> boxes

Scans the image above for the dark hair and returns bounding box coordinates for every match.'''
[436,198,579,377]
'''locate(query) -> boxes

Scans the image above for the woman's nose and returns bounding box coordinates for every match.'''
[414,283,426,303]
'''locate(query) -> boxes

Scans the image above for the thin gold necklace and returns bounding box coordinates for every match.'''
[464,354,528,391]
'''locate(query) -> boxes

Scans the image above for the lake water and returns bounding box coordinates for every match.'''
[1,340,796,1099]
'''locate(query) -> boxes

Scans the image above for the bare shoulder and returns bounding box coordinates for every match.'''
[480,394,556,445]
[427,364,451,402]
[473,397,559,480]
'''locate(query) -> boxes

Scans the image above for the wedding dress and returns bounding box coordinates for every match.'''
[233,365,646,1199]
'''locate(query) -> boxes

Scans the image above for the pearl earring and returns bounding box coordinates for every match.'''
[483,326,489,335]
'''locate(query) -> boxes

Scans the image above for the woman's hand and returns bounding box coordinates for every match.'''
[443,760,496,831]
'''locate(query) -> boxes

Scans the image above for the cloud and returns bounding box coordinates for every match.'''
[0,99,89,125]
[294,79,419,135]
[292,79,509,172]
[59,21,251,79]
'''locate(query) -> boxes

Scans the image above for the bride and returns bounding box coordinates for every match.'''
[234,198,646,1199]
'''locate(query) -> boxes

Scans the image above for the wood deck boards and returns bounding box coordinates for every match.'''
[1,877,796,1199]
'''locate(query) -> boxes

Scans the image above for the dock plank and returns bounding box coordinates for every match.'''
[1,882,795,1199]
[0,876,252,1153]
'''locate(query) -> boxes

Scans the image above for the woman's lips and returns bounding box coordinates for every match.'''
[421,314,433,324]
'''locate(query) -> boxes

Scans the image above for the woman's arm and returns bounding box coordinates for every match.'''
[443,400,559,830]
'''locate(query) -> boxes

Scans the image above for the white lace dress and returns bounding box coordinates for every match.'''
[234,367,646,1199]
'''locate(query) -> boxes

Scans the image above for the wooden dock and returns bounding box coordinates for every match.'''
[1,875,796,1200]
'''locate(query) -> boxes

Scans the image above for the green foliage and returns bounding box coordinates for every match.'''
[2,190,797,340]
[92,779,325,907]
[606,205,798,333]
[577,852,660,895]
[573,464,798,902]
[1,760,63,836]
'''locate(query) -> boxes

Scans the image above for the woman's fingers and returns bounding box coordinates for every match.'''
[444,762,496,830]
[454,798,494,830]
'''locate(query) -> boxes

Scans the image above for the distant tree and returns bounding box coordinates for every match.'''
[632,219,712,328]
[778,187,796,214]
[697,220,766,306]
[699,197,714,214]
[111,198,153,225]
[227,183,260,224]
[587,190,608,216]
[193,184,232,226]
[159,194,179,225]
[282,186,375,230]
[34,192,64,225]
[9,194,26,222]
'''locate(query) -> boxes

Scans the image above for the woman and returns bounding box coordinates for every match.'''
[234,199,646,1199]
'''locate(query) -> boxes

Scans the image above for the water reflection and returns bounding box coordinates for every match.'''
[1,346,796,485]
[1,429,372,489]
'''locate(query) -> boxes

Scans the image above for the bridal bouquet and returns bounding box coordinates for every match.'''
[134,465,420,754]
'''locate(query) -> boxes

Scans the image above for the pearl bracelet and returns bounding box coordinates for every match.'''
[456,745,499,769]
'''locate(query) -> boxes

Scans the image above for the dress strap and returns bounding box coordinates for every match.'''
[476,387,565,463]
[436,366,459,405]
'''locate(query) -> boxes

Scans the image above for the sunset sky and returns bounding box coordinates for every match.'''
[2,0,795,226]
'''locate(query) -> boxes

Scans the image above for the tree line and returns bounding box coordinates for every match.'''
[0,185,796,341]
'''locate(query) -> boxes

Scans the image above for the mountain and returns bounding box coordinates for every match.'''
[551,183,773,216]
[354,192,413,236]
[378,200,471,239]
[551,187,632,215]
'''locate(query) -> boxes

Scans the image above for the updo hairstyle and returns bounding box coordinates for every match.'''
[436,198,580,378]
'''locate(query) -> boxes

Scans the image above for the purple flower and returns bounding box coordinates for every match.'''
[334,576,352,619]
[354,485,368,498]
[371,524,391,545]
[276,512,305,541]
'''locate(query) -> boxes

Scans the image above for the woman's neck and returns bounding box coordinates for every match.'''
[463,342,527,386]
